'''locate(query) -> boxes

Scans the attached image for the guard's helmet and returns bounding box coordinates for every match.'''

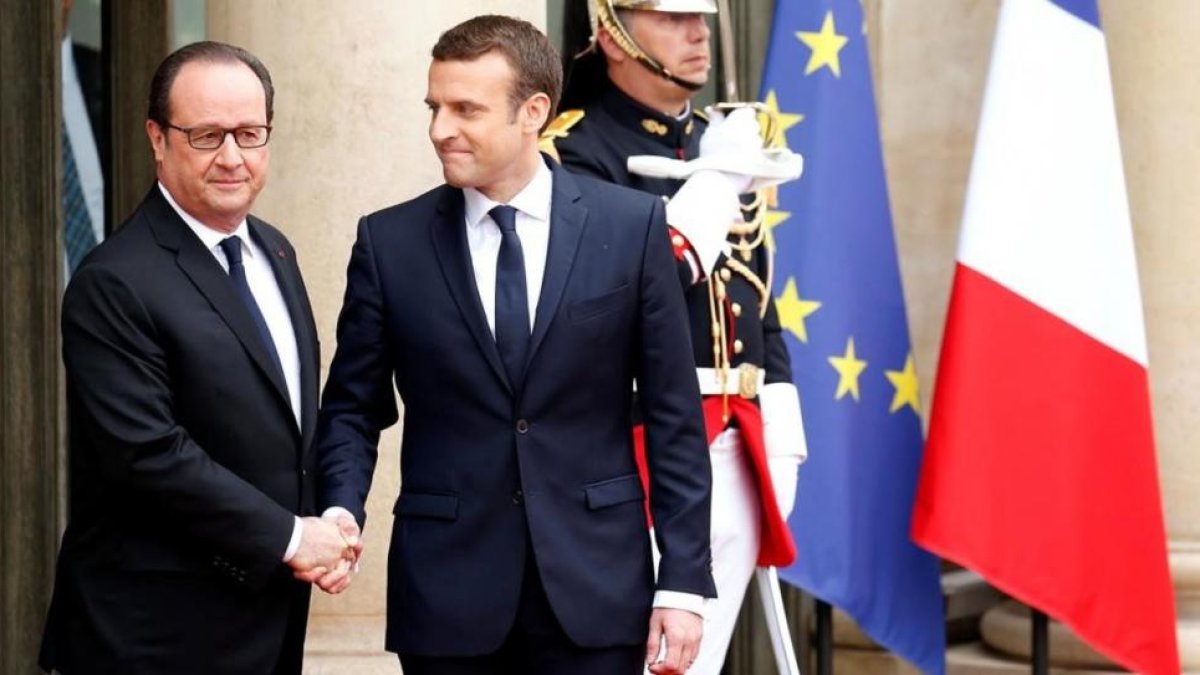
[589,0,717,91]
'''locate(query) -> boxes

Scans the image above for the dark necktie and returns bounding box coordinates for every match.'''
[490,205,530,388]
[219,236,284,377]
[62,122,98,275]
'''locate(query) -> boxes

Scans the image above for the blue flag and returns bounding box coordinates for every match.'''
[759,0,946,672]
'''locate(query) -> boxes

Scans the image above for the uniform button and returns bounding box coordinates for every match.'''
[731,302,742,317]
[512,490,524,505]
[720,268,732,282]
[301,469,308,478]
[733,339,744,354]
[516,419,530,434]
[671,234,685,247]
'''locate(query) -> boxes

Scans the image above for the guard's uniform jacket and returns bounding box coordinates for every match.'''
[546,82,797,566]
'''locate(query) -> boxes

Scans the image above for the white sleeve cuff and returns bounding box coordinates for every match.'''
[666,170,741,277]
[321,506,357,524]
[282,516,303,563]
[761,382,808,460]
[653,590,708,618]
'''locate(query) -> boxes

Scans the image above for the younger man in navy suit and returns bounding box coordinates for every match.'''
[316,14,715,675]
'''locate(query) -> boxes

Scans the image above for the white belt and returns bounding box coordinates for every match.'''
[696,365,764,398]
[633,365,764,398]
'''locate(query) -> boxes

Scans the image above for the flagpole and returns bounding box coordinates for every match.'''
[714,0,738,100]
[1031,608,1048,674]
[815,598,832,675]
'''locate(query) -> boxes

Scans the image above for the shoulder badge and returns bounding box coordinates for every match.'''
[641,119,669,136]
[539,109,585,162]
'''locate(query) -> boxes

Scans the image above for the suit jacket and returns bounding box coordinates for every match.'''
[317,159,715,657]
[40,187,321,675]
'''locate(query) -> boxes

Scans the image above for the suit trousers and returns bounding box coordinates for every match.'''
[398,537,644,675]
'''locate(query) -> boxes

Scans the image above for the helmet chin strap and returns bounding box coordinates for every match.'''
[596,5,706,94]
[645,59,706,91]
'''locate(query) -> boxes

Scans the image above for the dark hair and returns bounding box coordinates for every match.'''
[147,41,274,127]
[432,15,562,131]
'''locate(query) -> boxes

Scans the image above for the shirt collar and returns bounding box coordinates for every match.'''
[462,158,553,230]
[158,182,254,257]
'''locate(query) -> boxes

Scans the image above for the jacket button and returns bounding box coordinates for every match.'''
[516,419,529,434]
[512,489,524,505]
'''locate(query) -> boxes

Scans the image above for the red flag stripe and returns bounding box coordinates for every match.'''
[913,264,1177,675]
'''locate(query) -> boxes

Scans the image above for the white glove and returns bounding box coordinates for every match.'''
[761,382,807,520]
[698,108,764,193]
[627,107,803,191]
[768,455,801,521]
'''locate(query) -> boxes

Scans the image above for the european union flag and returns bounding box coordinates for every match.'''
[759,0,946,671]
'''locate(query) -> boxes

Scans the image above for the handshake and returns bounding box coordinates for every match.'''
[286,510,363,595]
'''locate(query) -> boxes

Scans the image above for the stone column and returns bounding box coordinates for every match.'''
[1,2,64,673]
[880,0,1200,671]
[204,3,544,672]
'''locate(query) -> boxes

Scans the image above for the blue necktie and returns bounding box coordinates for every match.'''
[219,236,283,378]
[62,123,98,275]
[490,205,530,389]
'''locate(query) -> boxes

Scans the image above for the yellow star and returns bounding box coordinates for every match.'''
[775,277,820,343]
[828,337,867,401]
[796,11,849,78]
[884,353,921,414]
[762,186,791,254]
[764,208,790,233]
[764,208,790,254]
[761,90,804,148]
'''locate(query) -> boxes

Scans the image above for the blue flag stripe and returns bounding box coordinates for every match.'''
[760,0,947,672]
[1048,0,1100,28]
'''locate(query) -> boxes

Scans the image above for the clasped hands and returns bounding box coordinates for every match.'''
[287,511,362,594]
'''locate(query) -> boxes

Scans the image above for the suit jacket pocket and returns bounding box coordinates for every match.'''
[584,473,645,510]
[567,284,630,324]
[394,492,459,521]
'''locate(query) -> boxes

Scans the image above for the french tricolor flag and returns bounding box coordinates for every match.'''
[911,0,1179,673]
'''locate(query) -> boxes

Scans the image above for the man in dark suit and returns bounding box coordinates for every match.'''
[545,3,809,672]
[40,41,356,675]
[316,15,715,675]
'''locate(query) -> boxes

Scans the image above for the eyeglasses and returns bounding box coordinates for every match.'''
[163,123,272,150]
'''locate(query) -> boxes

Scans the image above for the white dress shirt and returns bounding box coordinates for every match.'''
[62,35,105,283]
[463,163,704,618]
[462,160,553,334]
[325,162,704,615]
[159,183,306,561]
[62,36,104,243]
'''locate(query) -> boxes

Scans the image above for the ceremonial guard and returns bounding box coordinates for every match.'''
[545,2,808,673]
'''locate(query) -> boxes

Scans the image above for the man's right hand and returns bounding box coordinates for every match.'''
[287,516,356,583]
[646,607,704,674]
[312,511,363,594]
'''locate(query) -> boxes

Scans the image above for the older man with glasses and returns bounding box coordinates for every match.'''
[39,41,354,675]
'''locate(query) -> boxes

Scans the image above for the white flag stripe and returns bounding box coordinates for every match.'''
[957,0,1148,365]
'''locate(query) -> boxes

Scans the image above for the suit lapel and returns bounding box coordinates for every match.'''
[430,188,512,394]
[528,163,587,366]
[251,220,317,446]
[143,189,295,424]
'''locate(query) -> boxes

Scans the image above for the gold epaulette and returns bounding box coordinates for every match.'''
[538,109,585,162]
